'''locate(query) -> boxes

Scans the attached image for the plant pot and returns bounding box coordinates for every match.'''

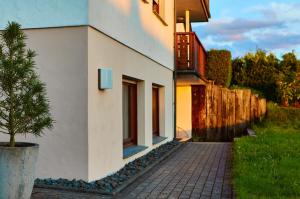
[0,143,39,199]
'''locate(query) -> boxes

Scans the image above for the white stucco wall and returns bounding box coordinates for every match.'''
[87,27,174,181]
[0,27,89,180]
[0,0,177,186]
[88,0,175,70]
[176,86,192,138]
[0,0,88,30]
[0,23,175,182]
[1,0,175,71]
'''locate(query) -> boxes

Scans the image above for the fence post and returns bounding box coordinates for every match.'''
[262,98,267,116]
[206,82,212,140]
[216,86,223,141]
[228,90,236,140]
[250,94,259,122]
[206,85,219,141]
[221,88,228,141]
[243,89,251,127]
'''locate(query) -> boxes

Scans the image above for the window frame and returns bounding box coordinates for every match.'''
[152,0,160,14]
[152,0,168,26]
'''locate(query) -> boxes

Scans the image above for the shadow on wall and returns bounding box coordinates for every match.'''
[192,122,257,142]
[90,0,174,68]
[1,0,174,68]
[178,121,259,142]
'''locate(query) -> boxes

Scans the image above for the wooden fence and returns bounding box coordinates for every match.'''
[195,83,267,141]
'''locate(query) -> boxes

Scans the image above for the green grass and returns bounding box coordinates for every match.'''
[233,103,300,199]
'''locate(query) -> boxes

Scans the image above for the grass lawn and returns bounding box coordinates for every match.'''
[233,103,300,199]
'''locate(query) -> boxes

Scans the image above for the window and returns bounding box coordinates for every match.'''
[123,81,137,147]
[152,0,160,14]
[152,87,159,136]
[152,0,167,25]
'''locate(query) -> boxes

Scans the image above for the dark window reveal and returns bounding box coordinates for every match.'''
[123,81,137,147]
[152,87,159,136]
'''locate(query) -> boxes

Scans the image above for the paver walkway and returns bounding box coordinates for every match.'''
[32,142,233,199]
[32,188,109,199]
[117,142,233,199]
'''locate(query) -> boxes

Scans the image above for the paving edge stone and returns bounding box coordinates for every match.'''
[34,141,186,196]
[112,142,186,195]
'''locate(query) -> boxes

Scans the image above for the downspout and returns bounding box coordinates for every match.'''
[173,0,177,140]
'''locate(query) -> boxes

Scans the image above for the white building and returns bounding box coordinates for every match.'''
[0,0,210,182]
[0,0,175,182]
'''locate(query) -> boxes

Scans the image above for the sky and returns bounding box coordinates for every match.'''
[192,0,300,58]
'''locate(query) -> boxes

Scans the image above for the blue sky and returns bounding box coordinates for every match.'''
[193,0,300,58]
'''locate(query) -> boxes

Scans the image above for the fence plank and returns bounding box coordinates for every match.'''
[228,90,236,139]
[221,88,228,141]
[243,89,252,127]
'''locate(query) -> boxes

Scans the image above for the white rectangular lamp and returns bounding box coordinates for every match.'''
[98,68,112,90]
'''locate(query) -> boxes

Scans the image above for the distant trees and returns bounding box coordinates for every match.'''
[276,52,300,106]
[231,49,300,106]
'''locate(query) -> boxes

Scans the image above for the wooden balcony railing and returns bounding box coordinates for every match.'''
[175,32,207,78]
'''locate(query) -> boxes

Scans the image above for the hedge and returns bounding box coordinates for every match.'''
[206,49,232,87]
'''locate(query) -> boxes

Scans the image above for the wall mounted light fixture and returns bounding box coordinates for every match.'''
[98,68,112,90]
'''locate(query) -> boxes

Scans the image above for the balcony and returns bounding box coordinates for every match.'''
[176,0,210,22]
[175,32,207,78]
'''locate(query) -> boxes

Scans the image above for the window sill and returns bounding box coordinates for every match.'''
[153,135,167,145]
[153,11,168,26]
[123,145,148,159]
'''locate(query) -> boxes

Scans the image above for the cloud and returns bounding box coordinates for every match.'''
[248,2,300,22]
[193,2,300,57]
[198,18,285,37]
[256,33,300,49]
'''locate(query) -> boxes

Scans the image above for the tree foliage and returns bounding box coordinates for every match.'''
[0,22,54,147]
[232,49,300,105]
[206,49,232,87]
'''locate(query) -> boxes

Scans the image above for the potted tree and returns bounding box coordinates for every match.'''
[0,22,53,199]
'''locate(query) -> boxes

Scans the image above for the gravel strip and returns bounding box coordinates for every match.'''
[34,140,181,195]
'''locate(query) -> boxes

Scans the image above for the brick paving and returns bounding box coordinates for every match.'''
[32,142,233,199]
[117,142,233,199]
[32,188,109,199]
